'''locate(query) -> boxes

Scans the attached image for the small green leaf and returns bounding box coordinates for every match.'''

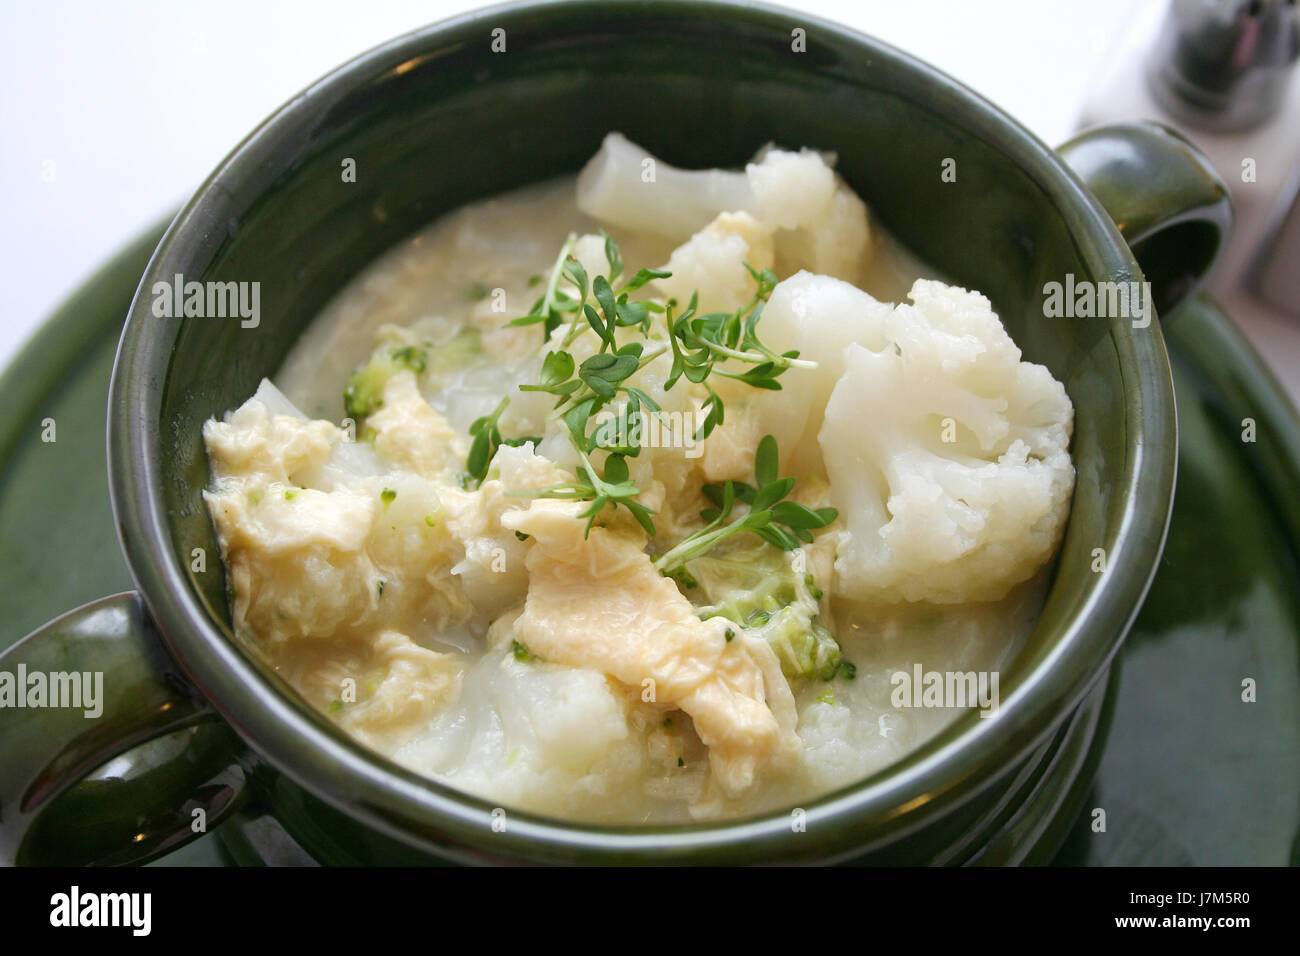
[601,229,624,283]
[564,258,589,299]
[770,500,834,529]
[603,453,630,484]
[615,300,650,327]
[621,267,671,293]
[755,524,800,551]
[754,434,779,488]
[584,303,606,339]
[508,297,550,327]
[466,430,492,480]
[752,477,796,511]
[624,499,658,537]
[579,352,639,398]
[564,397,597,449]
[539,350,575,386]
[592,277,619,347]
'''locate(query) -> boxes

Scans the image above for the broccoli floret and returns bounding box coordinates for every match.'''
[425,327,482,376]
[343,330,484,421]
[687,542,845,681]
[342,344,428,419]
[688,545,798,619]
[761,607,842,681]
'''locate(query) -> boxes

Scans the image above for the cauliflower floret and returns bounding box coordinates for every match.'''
[393,642,670,820]
[577,132,870,284]
[775,183,872,286]
[439,442,570,614]
[713,270,893,477]
[570,232,612,283]
[820,279,1075,603]
[745,146,836,230]
[576,132,755,240]
[655,211,775,314]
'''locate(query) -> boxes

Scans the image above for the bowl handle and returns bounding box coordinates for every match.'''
[1058,121,1233,319]
[0,592,248,865]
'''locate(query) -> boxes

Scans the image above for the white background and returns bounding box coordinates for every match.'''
[3,0,1294,399]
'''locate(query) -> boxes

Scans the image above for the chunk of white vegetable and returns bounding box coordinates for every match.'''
[576,132,756,241]
[819,280,1075,604]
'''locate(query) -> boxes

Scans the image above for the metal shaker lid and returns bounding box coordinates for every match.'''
[1148,0,1300,131]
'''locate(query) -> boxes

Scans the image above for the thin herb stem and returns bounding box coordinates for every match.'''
[541,234,577,322]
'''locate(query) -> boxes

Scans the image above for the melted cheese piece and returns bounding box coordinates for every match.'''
[344,630,463,747]
[368,370,465,479]
[502,499,798,795]
[202,394,470,654]
[204,396,336,483]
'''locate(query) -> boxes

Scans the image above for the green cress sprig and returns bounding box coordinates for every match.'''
[465,397,541,486]
[509,230,671,343]
[507,235,579,339]
[663,263,814,440]
[482,233,830,560]
[653,435,837,575]
[497,232,669,535]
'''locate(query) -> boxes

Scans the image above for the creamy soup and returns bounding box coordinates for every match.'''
[202,134,1074,822]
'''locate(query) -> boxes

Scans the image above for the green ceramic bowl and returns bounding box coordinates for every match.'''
[0,0,1231,865]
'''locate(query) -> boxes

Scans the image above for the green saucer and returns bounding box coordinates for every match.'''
[1053,299,1300,866]
[2,223,1295,866]
[0,217,224,865]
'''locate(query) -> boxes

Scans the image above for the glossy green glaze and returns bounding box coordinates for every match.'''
[1057,123,1231,316]
[0,0,1245,864]
[1055,298,1300,865]
[0,221,163,639]
[0,221,233,866]
[0,594,247,865]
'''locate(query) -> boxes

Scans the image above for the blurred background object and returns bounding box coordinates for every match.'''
[1081,0,1300,398]
[1148,0,1299,131]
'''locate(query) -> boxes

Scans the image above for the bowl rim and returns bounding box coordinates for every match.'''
[107,0,1176,864]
